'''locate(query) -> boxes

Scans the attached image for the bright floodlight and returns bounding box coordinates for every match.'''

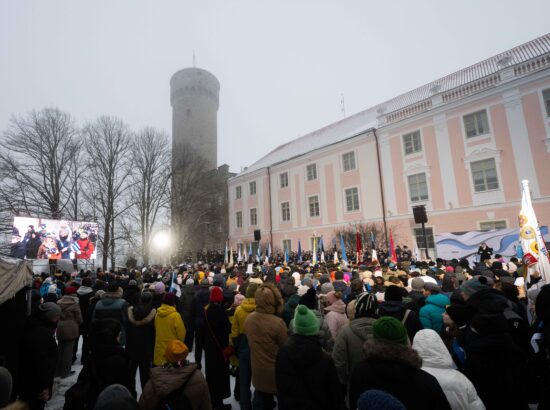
[153,231,171,250]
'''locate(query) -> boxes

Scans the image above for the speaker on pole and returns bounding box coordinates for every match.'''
[254,229,261,241]
[412,205,428,224]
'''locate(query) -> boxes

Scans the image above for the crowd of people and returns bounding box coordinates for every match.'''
[1,247,550,410]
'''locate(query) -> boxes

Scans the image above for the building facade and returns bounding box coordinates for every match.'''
[228,34,550,257]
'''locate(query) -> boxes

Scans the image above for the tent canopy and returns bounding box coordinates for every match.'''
[0,257,33,305]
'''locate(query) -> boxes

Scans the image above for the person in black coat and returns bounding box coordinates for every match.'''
[10,234,26,259]
[203,286,232,410]
[20,302,61,410]
[378,286,423,342]
[190,280,211,367]
[25,232,42,260]
[348,317,450,410]
[179,279,196,350]
[276,305,343,410]
[477,242,493,261]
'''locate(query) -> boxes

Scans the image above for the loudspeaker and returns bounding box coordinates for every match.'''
[413,205,428,224]
[254,229,261,241]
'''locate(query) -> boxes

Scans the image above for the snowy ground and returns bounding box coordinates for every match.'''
[46,339,240,409]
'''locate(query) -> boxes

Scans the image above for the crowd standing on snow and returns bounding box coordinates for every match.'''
[1,246,550,410]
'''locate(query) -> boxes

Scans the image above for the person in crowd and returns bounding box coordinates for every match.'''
[76,277,94,364]
[231,283,258,410]
[20,302,61,410]
[441,304,475,369]
[190,279,211,369]
[154,292,185,367]
[419,283,450,333]
[332,292,378,388]
[356,390,406,410]
[378,285,423,341]
[55,286,82,378]
[282,287,301,326]
[412,329,485,409]
[477,242,493,261]
[533,284,550,408]
[280,276,297,302]
[92,282,129,345]
[10,233,26,259]
[244,283,287,410]
[126,291,156,390]
[94,384,139,410]
[276,305,343,409]
[25,231,42,260]
[323,291,348,340]
[332,271,351,301]
[139,340,212,410]
[203,286,232,410]
[348,316,451,410]
[123,280,141,307]
[407,277,425,313]
[180,278,196,350]
[0,366,12,408]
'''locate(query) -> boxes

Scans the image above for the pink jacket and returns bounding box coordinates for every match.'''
[324,299,349,339]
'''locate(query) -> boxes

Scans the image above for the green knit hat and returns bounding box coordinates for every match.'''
[372,316,409,345]
[293,305,320,336]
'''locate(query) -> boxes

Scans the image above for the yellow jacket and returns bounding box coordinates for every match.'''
[231,297,256,339]
[154,304,186,366]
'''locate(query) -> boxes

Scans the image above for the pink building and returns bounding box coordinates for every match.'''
[228,34,550,257]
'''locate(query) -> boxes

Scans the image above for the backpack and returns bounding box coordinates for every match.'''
[158,369,196,410]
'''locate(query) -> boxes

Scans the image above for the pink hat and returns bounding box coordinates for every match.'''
[445,266,454,273]
[234,294,245,306]
[154,282,166,294]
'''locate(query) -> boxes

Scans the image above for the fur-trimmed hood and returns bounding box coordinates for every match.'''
[128,306,156,326]
[364,340,422,369]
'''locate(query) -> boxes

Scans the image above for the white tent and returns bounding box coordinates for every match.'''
[0,256,33,305]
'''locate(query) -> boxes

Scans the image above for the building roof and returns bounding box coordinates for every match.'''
[235,33,550,178]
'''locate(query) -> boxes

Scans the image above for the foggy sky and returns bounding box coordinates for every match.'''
[1,0,549,173]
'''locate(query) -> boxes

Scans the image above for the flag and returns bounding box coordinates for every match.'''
[229,246,234,265]
[298,240,302,263]
[321,250,325,263]
[256,242,261,262]
[312,237,317,264]
[519,180,550,284]
[267,242,272,258]
[248,243,252,258]
[224,241,228,264]
[372,249,378,265]
[169,272,181,297]
[356,231,362,263]
[333,251,339,264]
[413,244,420,261]
[284,247,289,264]
[370,231,375,247]
[340,234,348,262]
[319,236,324,253]
[389,229,397,264]
[237,245,242,262]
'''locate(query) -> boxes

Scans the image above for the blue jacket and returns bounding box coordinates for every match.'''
[419,293,450,333]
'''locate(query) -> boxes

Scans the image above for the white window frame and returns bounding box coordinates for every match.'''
[342,151,356,172]
[282,239,292,253]
[463,109,491,138]
[479,220,507,231]
[235,186,242,199]
[250,208,257,226]
[470,158,499,193]
[402,130,422,155]
[413,226,436,257]
[306,163,317,181]
[236,211,242,228]
[281,201,291,222]
[249,181,256,195]
[407,172,429,202]
[543,88,550,117]
[344,186,360,212]
[280,172,289,188]
[308,195,320,218]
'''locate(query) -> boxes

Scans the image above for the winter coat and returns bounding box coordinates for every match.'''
[92,290,129,344]
[244,284,288,394]
[25,236,42,259]
[332,316,376,385]
[324,300,349,339]
[56,295,83,341]
[413,329,485,410]
[126,305,156,361]
[123,284,141,306]
[190,288,210,328]
[76,238,94,259]
[276,335,343,410]
[76,286,94,335]
[204,303,232,404]
[348,341,451,410]
[378,300,423,342]
[283,294,301,325]
[154,304,186,366]
[139,363,212,410]
[289,309,334,352]
[179,285,196,327]
[419,294,449,333]
[231,297,256,340]
[10,241,26,259]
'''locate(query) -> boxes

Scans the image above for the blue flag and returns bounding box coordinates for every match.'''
[284,247,289,264]
[298,240,302,263]
[340,234,348,262]
[319,236,324,253]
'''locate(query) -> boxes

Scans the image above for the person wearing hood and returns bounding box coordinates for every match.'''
[419,283,450,333]
[55,286,82,378]
[190,279,211,368]
[282,287,301,326]
[20,302,61,410]
[332,292,378,388]
[76,277,94,364]
[179,278,196,350]
[348,316,451,410]
[323,291,348,340]
[244,282,287,410]
[154,292,185,366]
[126,291,156,390]
[276,305,343,410]
[232,283,258,410]
[123,280,141,307]
[379,285,423,341]
[281,276,297,301]
[92,282,129,345]
[333,271,351,301]
[139,340,211,410]
[412,329,485,410]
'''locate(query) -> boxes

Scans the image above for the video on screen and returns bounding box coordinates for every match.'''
[11,217,99,260]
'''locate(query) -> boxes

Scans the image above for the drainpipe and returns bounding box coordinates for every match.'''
[267,167,274,248]
[373,128,389,249]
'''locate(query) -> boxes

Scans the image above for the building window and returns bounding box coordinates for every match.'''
[342,151,356,171]
[281,202,291,222]
[407,173,429,202]
[249,181,256,195]
[282,239,292,253]
[345,187,360,212]
[280,172,288,188]
[403,130,422,155]
[250,208,257,226]
[217,223,223,233]
[463,110,490,138]
[217,193,223,206]
[236,186,241,199]
[480,220,507,231]
[471,158,499,192]
[543,89,550,117]
[308,195,320,217]
[236,211,242,228]
[306,164,317,181]
[413,227,435,249]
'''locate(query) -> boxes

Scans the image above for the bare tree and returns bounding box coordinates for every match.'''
[333,222,388,252]
[83,116,134,270]
[127,127,171,265]
[0,107,80,219]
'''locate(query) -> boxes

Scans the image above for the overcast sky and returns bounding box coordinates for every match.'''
[1,1,549,173]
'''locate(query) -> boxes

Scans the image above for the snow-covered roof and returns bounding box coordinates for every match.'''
[235,33,550,178]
